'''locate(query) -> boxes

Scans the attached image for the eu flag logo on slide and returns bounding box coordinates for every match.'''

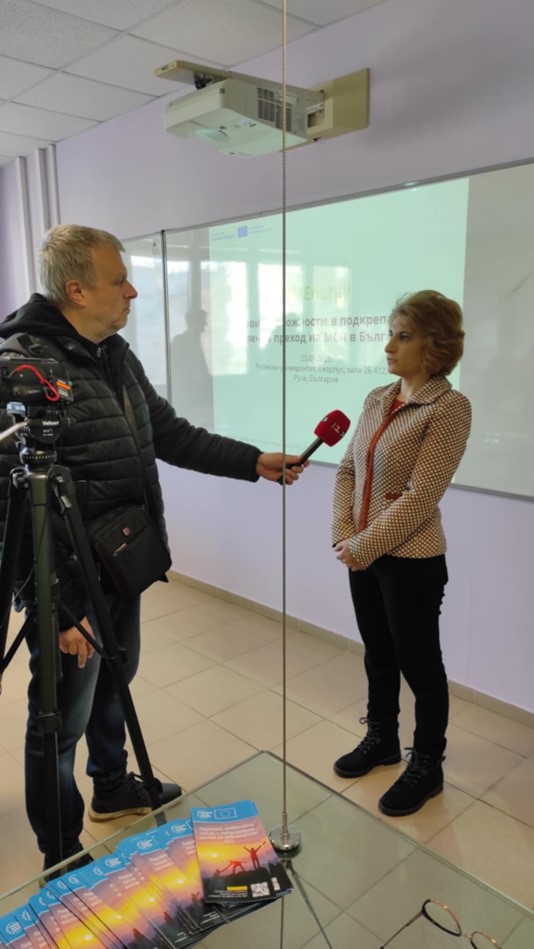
[237,225,248,237]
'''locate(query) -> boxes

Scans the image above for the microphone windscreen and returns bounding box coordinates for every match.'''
[314,409,351,446]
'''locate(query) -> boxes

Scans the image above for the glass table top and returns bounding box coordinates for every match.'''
[1,752,533,948]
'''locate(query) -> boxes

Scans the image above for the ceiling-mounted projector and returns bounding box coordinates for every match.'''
[159,62,324,158]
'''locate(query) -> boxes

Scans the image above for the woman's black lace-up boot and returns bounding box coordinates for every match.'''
[378,748,445,815]
[334,717,401,778]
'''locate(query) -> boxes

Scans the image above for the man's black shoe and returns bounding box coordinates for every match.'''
[334,717,401,778]
[89,772,182,822]
[378,749,445,816]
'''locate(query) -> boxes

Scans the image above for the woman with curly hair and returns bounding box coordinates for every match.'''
[332,290,471,816]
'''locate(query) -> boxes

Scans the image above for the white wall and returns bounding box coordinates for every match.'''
[0,161,30,315]
[0,149,59,314]
[2,0,534,711]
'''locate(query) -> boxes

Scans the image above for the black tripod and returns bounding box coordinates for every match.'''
[0,402,165,869]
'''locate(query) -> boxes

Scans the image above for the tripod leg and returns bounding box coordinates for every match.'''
[51,465,164,818]
[0,471,27,685]
[27,469,63,868]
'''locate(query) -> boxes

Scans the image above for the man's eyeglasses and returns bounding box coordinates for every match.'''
[379,898,500,948]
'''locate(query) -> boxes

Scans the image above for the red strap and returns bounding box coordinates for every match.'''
[359,402,404,531]
[11,364,60,402]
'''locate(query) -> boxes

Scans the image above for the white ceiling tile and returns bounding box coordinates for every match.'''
[0,0,117,69]
[16,73,152,122]
[30,0,179,31]
[0,0,365,164]
[0,103,97,142]
[0,129,50,156]
[132,0,315,67]
[259,0,387,27]
[66,35,195,96]
[0,56,54,98]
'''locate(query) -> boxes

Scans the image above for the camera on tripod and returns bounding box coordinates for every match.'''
[0,353,73,452]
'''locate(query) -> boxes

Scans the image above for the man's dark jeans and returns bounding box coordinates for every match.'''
[25,593,141,855]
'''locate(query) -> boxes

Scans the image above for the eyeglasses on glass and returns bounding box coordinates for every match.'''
[379,897,500,948]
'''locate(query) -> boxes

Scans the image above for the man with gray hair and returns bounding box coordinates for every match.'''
[0,224,305,871]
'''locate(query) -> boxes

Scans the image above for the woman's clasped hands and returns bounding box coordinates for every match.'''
[334,539,366,572]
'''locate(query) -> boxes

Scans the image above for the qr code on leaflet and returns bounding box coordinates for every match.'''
[250,883,270,898]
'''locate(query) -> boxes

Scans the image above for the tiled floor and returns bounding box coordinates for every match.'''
[1,576,533,912]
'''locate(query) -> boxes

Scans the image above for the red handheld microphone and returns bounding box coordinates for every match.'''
[278,410,351,483]
[298,409,351,462]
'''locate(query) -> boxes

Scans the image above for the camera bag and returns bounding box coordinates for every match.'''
[87,384,171,598]
[87,503,171,599]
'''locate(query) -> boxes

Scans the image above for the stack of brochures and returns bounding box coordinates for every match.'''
[0,801,292,948]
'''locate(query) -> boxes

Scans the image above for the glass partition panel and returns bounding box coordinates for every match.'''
[122,233,168,400]
[165,222,283,445]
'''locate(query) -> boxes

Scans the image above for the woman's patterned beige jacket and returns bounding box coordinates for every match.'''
[332,376,472,568]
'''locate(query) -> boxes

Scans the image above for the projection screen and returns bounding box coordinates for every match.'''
[123,158,534,500]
